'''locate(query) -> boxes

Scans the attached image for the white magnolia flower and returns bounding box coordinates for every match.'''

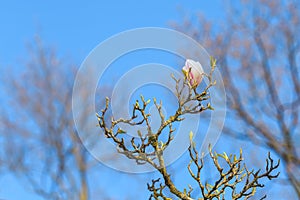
[182,59,204,88]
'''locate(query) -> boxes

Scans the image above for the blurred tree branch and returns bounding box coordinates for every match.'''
[172,0,300,197]
[0,37,106,200]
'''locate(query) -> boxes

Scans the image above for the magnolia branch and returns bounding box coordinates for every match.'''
[97,57,280,199]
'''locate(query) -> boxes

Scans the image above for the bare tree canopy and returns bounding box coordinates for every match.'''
[0,37,92,200]
[173,0,300,198]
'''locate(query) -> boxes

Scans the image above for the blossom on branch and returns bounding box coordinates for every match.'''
[182,59,204,89]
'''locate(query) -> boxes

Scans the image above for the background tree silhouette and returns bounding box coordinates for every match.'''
[0,37,115,200]
[172,0,300,198]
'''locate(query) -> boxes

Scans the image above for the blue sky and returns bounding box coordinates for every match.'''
[0,1,222,67]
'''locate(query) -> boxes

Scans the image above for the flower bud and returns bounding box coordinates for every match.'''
[182,59,204,88]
